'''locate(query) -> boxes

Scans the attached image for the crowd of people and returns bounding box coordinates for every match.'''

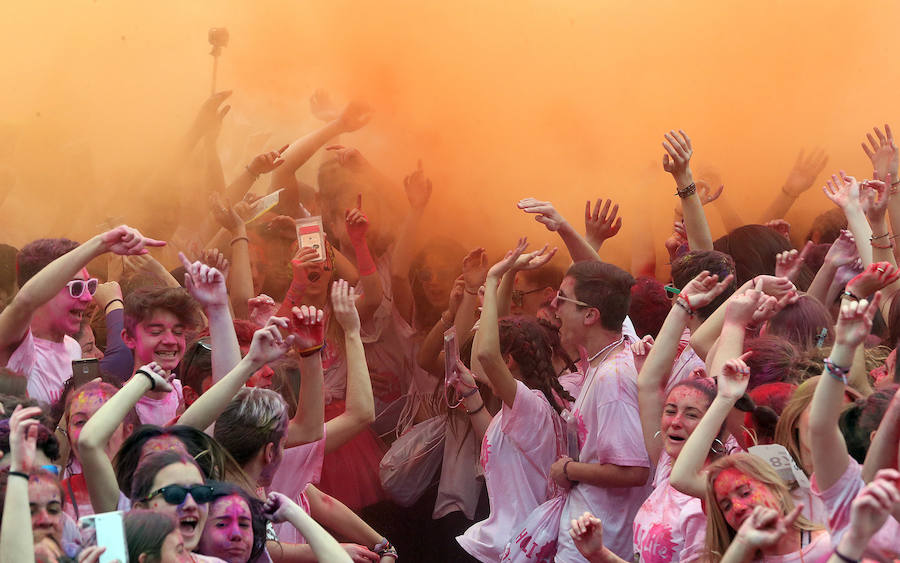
[0,88,899,563]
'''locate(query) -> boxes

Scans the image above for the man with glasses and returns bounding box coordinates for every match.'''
[548,260,651,561]
[0,225,164,404]
[509,263,564,324]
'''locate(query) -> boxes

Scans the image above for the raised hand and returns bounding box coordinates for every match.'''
[199,248,230,281]
[764,219,792,240]
[569,512,606,561]
[825,231,860,268]
[754,275,796,300]
[331,279,361,333]
[247,146,288,176]
[823,171,863,211]
[862,173,891,225]
[462,247,489,291]
[248,294,278,327]
[289,305,325,350]
[696,180,724,205]
[775,241,813,282]
[846,262,900,299]
[514,244,557,272]
[179,252,228,309]
[584,198,622,247]
[680,270,735,310]
[486,238,527,281]
[136,362,175,393]
[93,281,123,312]
[246,317,295,365]
[336,100,373,133]
[210,192,243,233]
[310,88,340,122]
[262,491,300,524]
[724,279,769,327]
[734,505,803,551]
[716,352,752,401]
[861,124,898,180]
[100,225,166,256]
[447,358,479,393]
[326,145,368,172]
[845,469,900,546]
[782,149,828,197]
[404,160,432,212]
[834,292,882,350]
[517,198,566,232]
[8,404,42,472]
[665,221,688,261]
[447,276,466,316]
[193,90,232,136]
[344,194,369,244]
[661,129,694,187]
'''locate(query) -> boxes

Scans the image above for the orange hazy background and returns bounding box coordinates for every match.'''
[1,1,899,273]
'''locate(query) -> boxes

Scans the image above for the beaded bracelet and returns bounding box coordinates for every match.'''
[823,358,849,385]
[674,295,695,317]
[676,182,697,198]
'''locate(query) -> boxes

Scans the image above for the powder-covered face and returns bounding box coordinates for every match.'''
[139,435,191,461]
[660,387,710,458]
[713,467,780,531]
[198,494,254,563]
[29,475,63,545]
[68,387,127,460]
[125,309,187,372]
[159,530,192,563]
[39,267,93,338]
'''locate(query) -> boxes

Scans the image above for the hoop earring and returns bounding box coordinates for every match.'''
[710,438,726,455]
[653,430,662,439]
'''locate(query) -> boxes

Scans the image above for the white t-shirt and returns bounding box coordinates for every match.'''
[269,426,327,544]
[632,452,706,563]
[457,381,565,561]
[555,344,652,562]
[8,329,82,405]
[811,457,900,560]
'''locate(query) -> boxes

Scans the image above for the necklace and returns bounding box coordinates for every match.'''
[586,336,625,364]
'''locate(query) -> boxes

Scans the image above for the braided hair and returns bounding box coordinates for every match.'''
[498,316,574,414]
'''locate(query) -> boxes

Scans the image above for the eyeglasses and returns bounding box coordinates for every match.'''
[554,290,592,309]
[144,484,215,505]
[511,287,544,307]
[66,278,99,299]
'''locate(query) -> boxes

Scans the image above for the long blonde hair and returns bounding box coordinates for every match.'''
[703,453,816,562]
[772,376,818,475]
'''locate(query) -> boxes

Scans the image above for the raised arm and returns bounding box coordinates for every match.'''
[829,470,900,562]
[517,198,600,263]
[662,129,713,251]
[860,125,900,263]
[638,271,734,466]
[807,231,859,306]
[343,195,384,324]
[177,318,295,429]
[416,277,464,375]
[389,161,431,325]
[284,307,326,448]
[824,171,874,266]
[226,147,286,202]
[208,194,255,319]
[810,292,881,492]
[584,198,622,254]
[269,101,371,195]
[322,280,376,452]
[180,253,241,383]
[0,225,165,361]
[671,288,764,498]
[760,148,828,222]
[80,363,173,512]
[0,406,42,563]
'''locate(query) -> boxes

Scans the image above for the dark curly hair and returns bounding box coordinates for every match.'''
[499,316,574,414]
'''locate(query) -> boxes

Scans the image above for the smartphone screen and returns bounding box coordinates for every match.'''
[245,188,284,223]
[443,327,458,387]
[79,511,129,563]
[295,216,326,262]
[71,358,100,389]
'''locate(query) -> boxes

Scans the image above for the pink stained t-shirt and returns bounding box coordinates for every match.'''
[632,452,706,563]
[811,457,900,560]
[457,380,565,562]
[8,329,82,405]
[269,426,327,544]
[555,343,652,562]
[135,378,183,426]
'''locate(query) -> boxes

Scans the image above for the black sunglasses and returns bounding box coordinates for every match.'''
[144,484,215,505]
